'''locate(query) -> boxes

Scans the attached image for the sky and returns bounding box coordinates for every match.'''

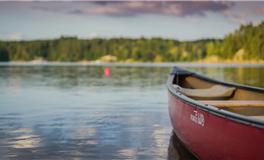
[0,1,264,41]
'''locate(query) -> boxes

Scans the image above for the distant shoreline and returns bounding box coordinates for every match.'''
[1,61,264,67]
[1,21,264,64]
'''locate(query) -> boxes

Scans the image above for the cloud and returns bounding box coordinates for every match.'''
[7,33,23,41]
[190,19,199,23]
[224,10,232,17]
[69,1,231,17]
[31,5,64,13]
[229,12,247,25]
[89,32,98,38]
[78,32,98,39]
[254,7,264,14]
[222,9,247,25]
[68,9,83,14]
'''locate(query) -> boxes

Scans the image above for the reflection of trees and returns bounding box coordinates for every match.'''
[182,66,264,88]
[0,66,171,90]
[221,67,264,88]
[2,65,263,90]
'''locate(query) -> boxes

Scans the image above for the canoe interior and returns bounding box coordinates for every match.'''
[176,74,264,119]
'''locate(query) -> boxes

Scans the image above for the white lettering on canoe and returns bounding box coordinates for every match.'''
[190,110,204,126]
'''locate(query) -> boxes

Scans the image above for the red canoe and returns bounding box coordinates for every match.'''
[167,66,264,160]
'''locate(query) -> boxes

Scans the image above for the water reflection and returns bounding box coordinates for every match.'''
[185,66,264,88]
[0,66,169,89]
[167,131,197,160]
[0,111,172,159]
[0,64,263,159]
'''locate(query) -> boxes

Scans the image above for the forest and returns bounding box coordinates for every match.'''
[0,21,263,62]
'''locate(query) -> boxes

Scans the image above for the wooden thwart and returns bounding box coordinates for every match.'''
[199,100,264,108]
[249,116,264,121]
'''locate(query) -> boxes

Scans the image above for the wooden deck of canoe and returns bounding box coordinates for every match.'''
[199,100,264,120]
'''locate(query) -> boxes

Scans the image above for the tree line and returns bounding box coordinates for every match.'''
[0,21,263,62]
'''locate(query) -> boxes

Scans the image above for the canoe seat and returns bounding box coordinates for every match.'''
[249,116,264,121]
[173,84,236,100]
[199,100,264,108]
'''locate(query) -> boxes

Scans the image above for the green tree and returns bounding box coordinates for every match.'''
[0,47,9,61]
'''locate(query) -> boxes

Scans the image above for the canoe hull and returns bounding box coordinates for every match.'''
[168,92,264,160]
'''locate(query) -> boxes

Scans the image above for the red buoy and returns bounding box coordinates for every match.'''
[104,68,111,76]
[83,61,88,66]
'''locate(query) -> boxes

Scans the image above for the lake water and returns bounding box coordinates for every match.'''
[0,62,263,160]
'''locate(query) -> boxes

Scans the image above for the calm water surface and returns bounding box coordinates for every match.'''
[0,63,264,159]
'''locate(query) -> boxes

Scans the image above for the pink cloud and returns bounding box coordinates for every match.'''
[190,19,199,23]
[224,10,232,17]
[229,12,247,25]
[254,7,264,14]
